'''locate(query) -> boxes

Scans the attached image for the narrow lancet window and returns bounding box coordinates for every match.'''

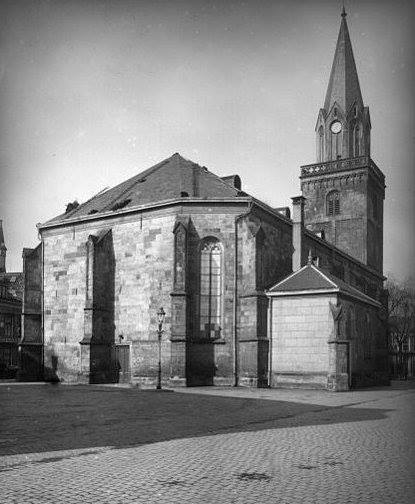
[354,124,360,156]
[200,238,223,339]
[317,126,324,162]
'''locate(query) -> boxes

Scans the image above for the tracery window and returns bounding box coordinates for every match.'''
[326,191,340,216]
[199,238,223,339]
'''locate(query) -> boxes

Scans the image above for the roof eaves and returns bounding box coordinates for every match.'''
[267,288,339,297]
[37,196,253,231]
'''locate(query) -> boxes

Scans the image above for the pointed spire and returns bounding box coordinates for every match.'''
[323,7,363,114]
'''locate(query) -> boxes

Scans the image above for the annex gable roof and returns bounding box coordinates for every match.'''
[43,153,244,226]
[267,263,380,307]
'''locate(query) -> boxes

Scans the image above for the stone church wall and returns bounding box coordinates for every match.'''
[270,294,336,388]
[338,296,388,388]
[41,211,176,383]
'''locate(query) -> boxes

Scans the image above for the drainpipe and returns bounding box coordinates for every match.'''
[267,294,273,388]
[233,202,253,387]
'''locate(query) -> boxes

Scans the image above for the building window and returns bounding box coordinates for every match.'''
[200,238,223,339]
[326,191,340,216]
[317,126,324,162]
[354,124,360,156]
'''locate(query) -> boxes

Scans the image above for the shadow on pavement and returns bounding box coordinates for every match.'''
[0,384,392,457]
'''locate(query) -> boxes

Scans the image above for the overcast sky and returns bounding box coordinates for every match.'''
[0,0,414,281]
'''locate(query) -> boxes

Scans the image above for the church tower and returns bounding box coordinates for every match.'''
[300,8,385,273]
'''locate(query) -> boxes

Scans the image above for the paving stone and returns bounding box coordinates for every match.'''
[0,383,414,503]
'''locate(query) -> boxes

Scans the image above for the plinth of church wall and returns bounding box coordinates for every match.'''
[130,339,171,387]
[271,295,335,388]
[301,171,368,264]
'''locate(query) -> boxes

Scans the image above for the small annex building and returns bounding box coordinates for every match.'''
[267,258,385,391]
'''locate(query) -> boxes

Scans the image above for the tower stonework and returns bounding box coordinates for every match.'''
[301,9,385,273]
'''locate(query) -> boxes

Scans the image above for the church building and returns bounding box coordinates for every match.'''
[20,9,388,390]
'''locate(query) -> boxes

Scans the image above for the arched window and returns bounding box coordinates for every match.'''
[326,191,340,216]
[354,124,360,156]
[330,130,341,160]
[317,126,324,162]
[200,238,223,339]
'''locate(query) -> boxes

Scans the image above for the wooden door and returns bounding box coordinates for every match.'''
[114,344,131,384]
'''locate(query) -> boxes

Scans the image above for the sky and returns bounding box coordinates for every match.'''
[0,0,414,281]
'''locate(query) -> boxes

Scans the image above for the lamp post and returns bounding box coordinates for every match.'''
[156,307,166,390]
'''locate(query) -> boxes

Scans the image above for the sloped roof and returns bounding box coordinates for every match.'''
[43,153,243,226]
[324,9,363,114]
[268,263,380,307]
[0,272,24,302]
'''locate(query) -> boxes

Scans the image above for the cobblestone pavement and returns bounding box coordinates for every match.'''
[0,383,414,503]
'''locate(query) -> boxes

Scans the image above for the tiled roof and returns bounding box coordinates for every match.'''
[269,265,336,292]
[43,153,242,226]
[268,264,380,307]
[0,272,24,302]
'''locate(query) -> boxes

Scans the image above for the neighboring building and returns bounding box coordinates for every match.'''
[0,221,23,378]
[20,9,389,389]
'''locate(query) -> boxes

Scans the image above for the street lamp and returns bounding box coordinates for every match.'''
[156,307,166,390]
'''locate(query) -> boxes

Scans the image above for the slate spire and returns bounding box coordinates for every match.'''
[323,7,363,114]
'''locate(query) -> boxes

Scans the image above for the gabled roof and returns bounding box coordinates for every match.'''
[43,153,243,226]
[323,8,363,114]
[267,263,380,307]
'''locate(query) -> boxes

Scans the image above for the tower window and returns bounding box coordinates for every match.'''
[327,191,340,216]
[354,124,360,156]
[317,126,324,162]
[199,238,223,339]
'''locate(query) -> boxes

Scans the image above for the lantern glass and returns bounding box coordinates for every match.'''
[157,307,165,325]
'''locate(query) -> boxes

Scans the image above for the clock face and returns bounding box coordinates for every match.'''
[330,121,342,134]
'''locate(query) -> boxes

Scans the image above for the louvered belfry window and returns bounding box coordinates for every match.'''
[200,239,222,339]
[327,191,340,216]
